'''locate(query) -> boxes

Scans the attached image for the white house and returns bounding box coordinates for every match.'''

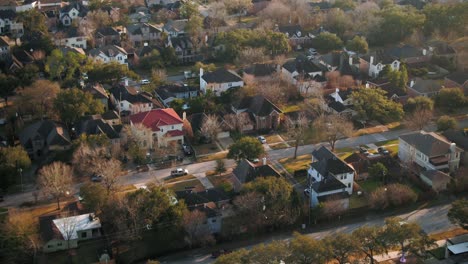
[59,2,88,26]
[281,56,324,85]
[88,45,128,66]
[0,10,23,37]
[199,68,244,96]
[41,213,101,253]
[361,51,400,78]
[129,108,184,148]
[307,146,355,207]
[398,130,463,174]
[54,27,87,49]
[109,85,156,116]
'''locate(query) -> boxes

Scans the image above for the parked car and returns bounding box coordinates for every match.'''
[359,147,370,155]
[248,158,260,163]
[91,174,103,182]
[170,168,188,177]
[258,136,267,144]
[140,79,150,85]
[378,147,390,155]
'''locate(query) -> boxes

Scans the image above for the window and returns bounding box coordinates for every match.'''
[81,232,87,238]
[228,83,232,87]
[171,126,174,129]
[348,183,351,188]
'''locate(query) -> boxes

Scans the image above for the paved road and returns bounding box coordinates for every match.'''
[157,203,457,264]
[3,117,468,207]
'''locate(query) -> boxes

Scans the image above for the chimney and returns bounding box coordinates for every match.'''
[369,56,374,65]
[144,42,148,46]
[365,83,370,88]
[422,49,427,56]
[199,67,204,77]
[124,78,128,86]
[410,80,415,88]
[335,88,339,94]
[262,157,267,165]
[182,111,186,120]
[349,57,353,66]
[450,143,456,153]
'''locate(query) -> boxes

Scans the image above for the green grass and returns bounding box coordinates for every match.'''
[358,178,384,193]
[167,179,203,192]
[279,154,311,174]
[375,139,399,146]
[428,247,445,260]
[349,194,368,209]
[197,151,227,162]
[193,143,221,155]
[270,142,289,150]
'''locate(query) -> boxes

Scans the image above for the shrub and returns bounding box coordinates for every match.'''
[369,183,417,210]
[437,115,457,131]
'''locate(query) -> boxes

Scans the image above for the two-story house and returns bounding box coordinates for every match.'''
[444,72,468,96]
[406,78,443,98]
[398,130,463,174]
[54,27,87,49]
[360,50,400,78]
[325,88,356,117]
[385,44,431,65]
[76,111,123,146]
[167,35,198,63]
[94,26,121,48]
[83,83,108,110]
[275,24,314,50]
[155,83,198,107]
[0,35,12,60]
[282,55,327,94]
[307,146,355,207]
[19,120,72,159]
[146,0,177,8]
[129,108,184,148]
[59,2,88,26]
[126,23,163,47]
[109,85,159,116]
[88,45,128,66]
[0,9,23,37]
[40,213,101,253]
[199,68,244,96]
[163,19,187,37]
[231,95,282,131]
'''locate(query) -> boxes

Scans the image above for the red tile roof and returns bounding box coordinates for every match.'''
[129,108,183,132]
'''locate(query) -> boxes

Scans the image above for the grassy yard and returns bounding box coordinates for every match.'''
[164,174,196,183]
[270,142,290,150]
[206,174,234,189]
[264,134,283,144]
[349,193,368,209]
[335,147,355,160]
[428,247,445,260]
[357,178,384,193]
[279,154,311,174]
[192,143,220,156]
[197,151,227,162]
[375,139,399,146]
[281,104,301,113]
[166,179,204,192]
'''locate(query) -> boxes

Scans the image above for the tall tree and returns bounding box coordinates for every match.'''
[227,137,265,161]
[182,209,214,248]
[368,162,388,182]
[405,96,434,130]
[285,113,309,159]
[94,158,122,194]
[325,233,358,264]
[0,146,31,190]
[353,225,388,264]
[37,162,73,210]
[79,183,108,213]
[448,199,468,230]
[435,88,466,110]
[312,32,344,53]
[346,36,369,54]
[200,114,221,143]
[288,232,330,264]
[18,80,60,118]
[313,115,354,152]
[0,74,18,106]
[53,88,105,127]
[436,115,457,131]
[223,0,252,22]
[352,88,404,123]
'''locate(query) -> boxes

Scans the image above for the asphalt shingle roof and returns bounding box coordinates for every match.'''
[232,95,282,116]
[399,131,463,157]
[233,159,281,183]
[201,69,242,83]
[311,146,354,176]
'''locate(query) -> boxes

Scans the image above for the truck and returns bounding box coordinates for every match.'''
[170,168,188,177]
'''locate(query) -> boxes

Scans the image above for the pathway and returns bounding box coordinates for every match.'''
[193,173,214,189]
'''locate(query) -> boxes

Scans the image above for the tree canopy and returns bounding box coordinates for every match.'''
[435,88,466,110]
[448,199,468,230]
[312,32,344,53]
[53,88,105,126]
[352,88,404,123]
[346,36,369,54]
[227,137,265,161]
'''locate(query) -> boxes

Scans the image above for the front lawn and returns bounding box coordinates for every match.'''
[349,193,368,209]
[192,143,221,156]
[164,174,196,183]
[270,142,289,150]
[197,151,227,162]
[279,154,311,174]
[264,134,284,144]
[358,178,384,193]
[375,139,399,146]
[167,179,204,192]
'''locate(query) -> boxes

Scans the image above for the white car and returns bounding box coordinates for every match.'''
[170,168,188,177]
[258,136,267,144]
[140,79,150,85]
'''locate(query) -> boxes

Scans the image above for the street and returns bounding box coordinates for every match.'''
[157,203,457,264]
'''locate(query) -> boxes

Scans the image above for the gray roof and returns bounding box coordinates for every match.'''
[311,146,354,176]
[175,188,230,207]
[126,23,162,35]
[445,72,468,85]
[156,84,198,100]
[19,120,71,150]
[89,45,127,58]
[76,115,122,139]
[95,27,120,37]
[201,69,242,83]
[232,159,281,184]
[110,85,153,105]
[243,63,277,77]
[385,44,423,59]
[420,170,451,183]
[232,95,282,116]
[442,129,468,151]
[399,131,463,157]
[312,177,347,193]
[408,78,443,94]
[283,55,325,74]
[60,2,88,17]
[83,83,108,100]
[163,19,187,33]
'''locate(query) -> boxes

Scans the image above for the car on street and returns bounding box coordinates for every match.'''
[140,79,150,85]
[359,147,370,155]
[258,136,267,144]
[91,174,103,182]
[170,168,188,177]
[378,147,390,155]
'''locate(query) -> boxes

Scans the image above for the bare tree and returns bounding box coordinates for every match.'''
[206,1,227,33]
[18,80,60,118]
[224,113,253,134]
[72,143,106,178]
[322,198,347,220]
[183,118,194,141]
[182,209,214,248]
[200,114,221,143]
[258,0,292,25]
[235,47,268,68]
[405,108,433,130]
[223,0,252,22]
[314,114,354,152]
[37,162,73,210]
[285,112,309,159]
[94,158,122,194]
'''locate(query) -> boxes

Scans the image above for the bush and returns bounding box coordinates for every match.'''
[437,115,457,131]
[369,183,417,210]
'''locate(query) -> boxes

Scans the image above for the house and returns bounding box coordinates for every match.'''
[109,85,159,116]
[398,130,463,174]
[365,80,409,104]
[0,9,23,37]
[325,88,357,117]
[167,35,199,63]
[38,0,63,10]
[83,83,108,110]
[163,19,187,37]
[88,45,128,66]
[243,63,278,82]
[146,0,178,8]
[406,78,443,97]
[187,112,231,140]
[19,120,72,159]
[282,55,325,85]
[40,213,101,253]
[155,83,198,107]
[199,68,244,95]
[419,170,451,193]
[0,0,37,12]
[275,24,313,50]
[129,108,184,148]
[231,95,282,131]
[307,146,355,207]
[385,44,431,65]
[444,72,468,95]
[128,10,151,23]
[0,35,11,60]
[442,129,468,165]
[232,159,281,188]
[94,26,121,48]
[345,152,394,181]
[54,27,87,49]
[360,50,400,78]
[76,112,123,145]
[59,2,88,26]
[126,23,163,47]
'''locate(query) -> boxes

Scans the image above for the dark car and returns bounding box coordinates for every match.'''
[378,147,390,155]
